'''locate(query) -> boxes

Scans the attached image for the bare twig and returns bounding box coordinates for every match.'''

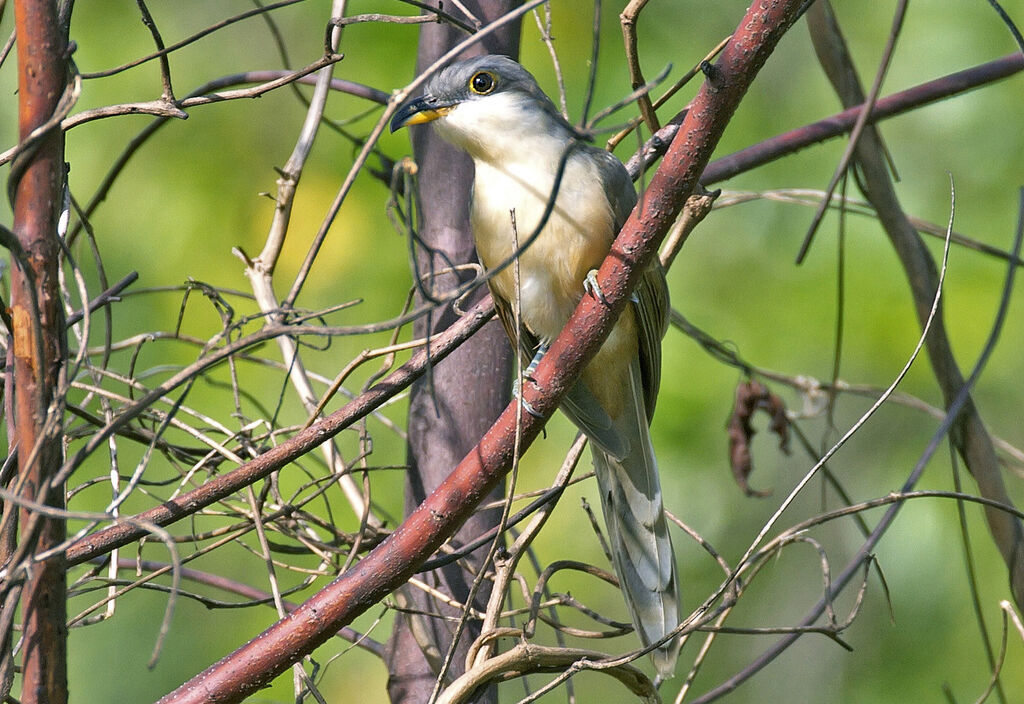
[693,182,1022,704]
[794,0,908,264]
[79,0,309,79]
[625,53,1024,181]
[437,643,660,704]
[578,0,603,127]
[0,55,354,167]
[806,1,1024,606]
[94,557,383,655]
[281,0,548,308]
[532,6,568,118]
[134,0,175,101]
[620,0,659,133]
[608,34,730,151]
[467,435,586,670]
[61,297,495,568]
[238,0,381,528]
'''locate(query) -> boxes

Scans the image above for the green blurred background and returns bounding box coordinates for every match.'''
[2,1,1023,701]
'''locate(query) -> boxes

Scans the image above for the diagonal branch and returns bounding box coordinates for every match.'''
[58,52,1024,579]
[152,3,808,702]
[625,52,1024,183]
[806,1,1024,607]
[61,299,494,569]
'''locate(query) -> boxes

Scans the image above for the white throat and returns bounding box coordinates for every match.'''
[433,91,574,166]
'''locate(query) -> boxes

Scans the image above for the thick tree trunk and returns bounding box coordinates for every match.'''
[4,1,69,703]
[386,3,520,703]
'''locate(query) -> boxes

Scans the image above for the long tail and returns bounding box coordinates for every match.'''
[590,359,680,678]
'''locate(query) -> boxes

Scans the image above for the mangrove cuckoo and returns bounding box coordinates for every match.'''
[392,55,680,677]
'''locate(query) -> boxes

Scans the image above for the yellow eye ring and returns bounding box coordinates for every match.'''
[469,71,496,95]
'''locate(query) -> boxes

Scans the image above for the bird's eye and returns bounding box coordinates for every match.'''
[469,71,496,95]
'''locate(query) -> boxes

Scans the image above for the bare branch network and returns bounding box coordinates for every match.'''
[0,2,1022,703]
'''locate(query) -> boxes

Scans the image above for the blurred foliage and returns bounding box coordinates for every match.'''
[1,1,1024,702]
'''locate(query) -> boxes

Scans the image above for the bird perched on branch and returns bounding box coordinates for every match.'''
[392,54,680,677]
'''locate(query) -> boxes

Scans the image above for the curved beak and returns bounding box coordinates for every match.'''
[390,95,454,132]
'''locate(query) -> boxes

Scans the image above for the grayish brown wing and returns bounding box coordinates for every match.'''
[486,144,667,454]
[491,285,627,459]
[591,145,670,420]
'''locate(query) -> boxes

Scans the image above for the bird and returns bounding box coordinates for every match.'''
[391,54,680,677]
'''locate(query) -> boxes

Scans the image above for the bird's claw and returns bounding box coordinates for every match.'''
[511,377,544,418]
[518,397,544,418]
[524,343,549,378]
[583,269,608,305]
[511,342,549,418]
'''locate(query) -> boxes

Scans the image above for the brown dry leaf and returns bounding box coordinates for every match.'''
[727,380,790,497]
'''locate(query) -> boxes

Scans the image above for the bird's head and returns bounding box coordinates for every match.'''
[390,55,568,160]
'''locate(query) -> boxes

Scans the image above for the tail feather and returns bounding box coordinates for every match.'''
[589,359,680,678]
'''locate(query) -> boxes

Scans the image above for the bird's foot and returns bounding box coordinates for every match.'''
[524,343,549,377]
[511,378,544,418]
[511,343,548,418]
[583,269,608,305]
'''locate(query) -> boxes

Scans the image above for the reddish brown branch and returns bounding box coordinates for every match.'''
[7,2,69,703]
[807,3,1024,606]
[63,299,494,568]
[691,9,1024,701]
[155,3,807,702]
[703,52,1023,185]
[100,558,384,657]
[624,52,1024,183]
[60,49,1020,572]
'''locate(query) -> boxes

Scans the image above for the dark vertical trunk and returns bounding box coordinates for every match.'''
[386,3,521,703]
